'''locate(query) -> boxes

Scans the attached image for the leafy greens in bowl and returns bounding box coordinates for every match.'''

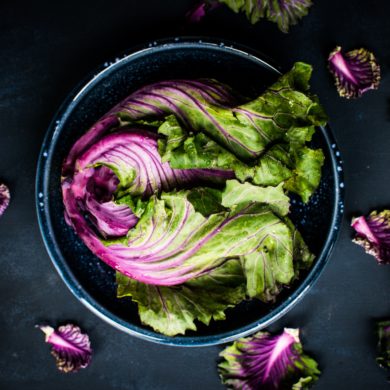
[36,39,343,346]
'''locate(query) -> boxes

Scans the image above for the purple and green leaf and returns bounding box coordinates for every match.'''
[377,321,390,371]
[116,259,246,336]
[121,63,326,162]
[328,46,381,99]
[218,328,320,389]
[115,182,313,335]
[351,210,390,264]
[187,0,312,32]
[266,0,313,33]
[62,64,322,288]
[37,324,92,373]
[0,183,10,217]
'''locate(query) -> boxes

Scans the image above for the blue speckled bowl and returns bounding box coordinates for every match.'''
[36,38,344,347]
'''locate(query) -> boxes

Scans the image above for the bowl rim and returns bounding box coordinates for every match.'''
[36,37,344,347]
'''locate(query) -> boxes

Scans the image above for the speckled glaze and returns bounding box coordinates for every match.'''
[36,38,344,347]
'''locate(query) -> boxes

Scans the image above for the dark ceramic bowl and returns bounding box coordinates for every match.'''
[36,38,344,346]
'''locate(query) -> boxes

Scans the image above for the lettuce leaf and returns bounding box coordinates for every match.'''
[241,215,314,302]
[220,180,290,217]
[240,226,293,301]
[120,63,326,164]
[116,199,314,334]
[116,260,246,336]
[285,217,315,272]
[156,63,325,203]
[158,116,324,203]
[111,189,296,285]
[187,187,226,216]
[283,145,325,203]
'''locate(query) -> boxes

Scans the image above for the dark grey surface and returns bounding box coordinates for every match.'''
[0,0,389,389]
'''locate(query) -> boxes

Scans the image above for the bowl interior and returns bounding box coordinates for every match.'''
[37,41,342,346]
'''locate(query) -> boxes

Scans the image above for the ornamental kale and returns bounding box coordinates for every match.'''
[62,63,325,335]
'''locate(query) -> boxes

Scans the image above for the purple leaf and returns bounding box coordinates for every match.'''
[61,129,235,285]
[218,328,320,389]
[219,0,312,32]
[352,210,390,264]
[377,320,390,370]
[0,183,10,217]
[186,1,221,23]
[38,324,92,373]
[266,0,313,33]
[328,46,381,99]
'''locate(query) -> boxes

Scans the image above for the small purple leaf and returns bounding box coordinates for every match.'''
[38,324,92,373]
[186,1,220,23]
[352,210,390,264]
[328,46,381,99]
[0,183,10,217]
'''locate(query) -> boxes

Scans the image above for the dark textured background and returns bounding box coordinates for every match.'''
[1,1,390,389]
